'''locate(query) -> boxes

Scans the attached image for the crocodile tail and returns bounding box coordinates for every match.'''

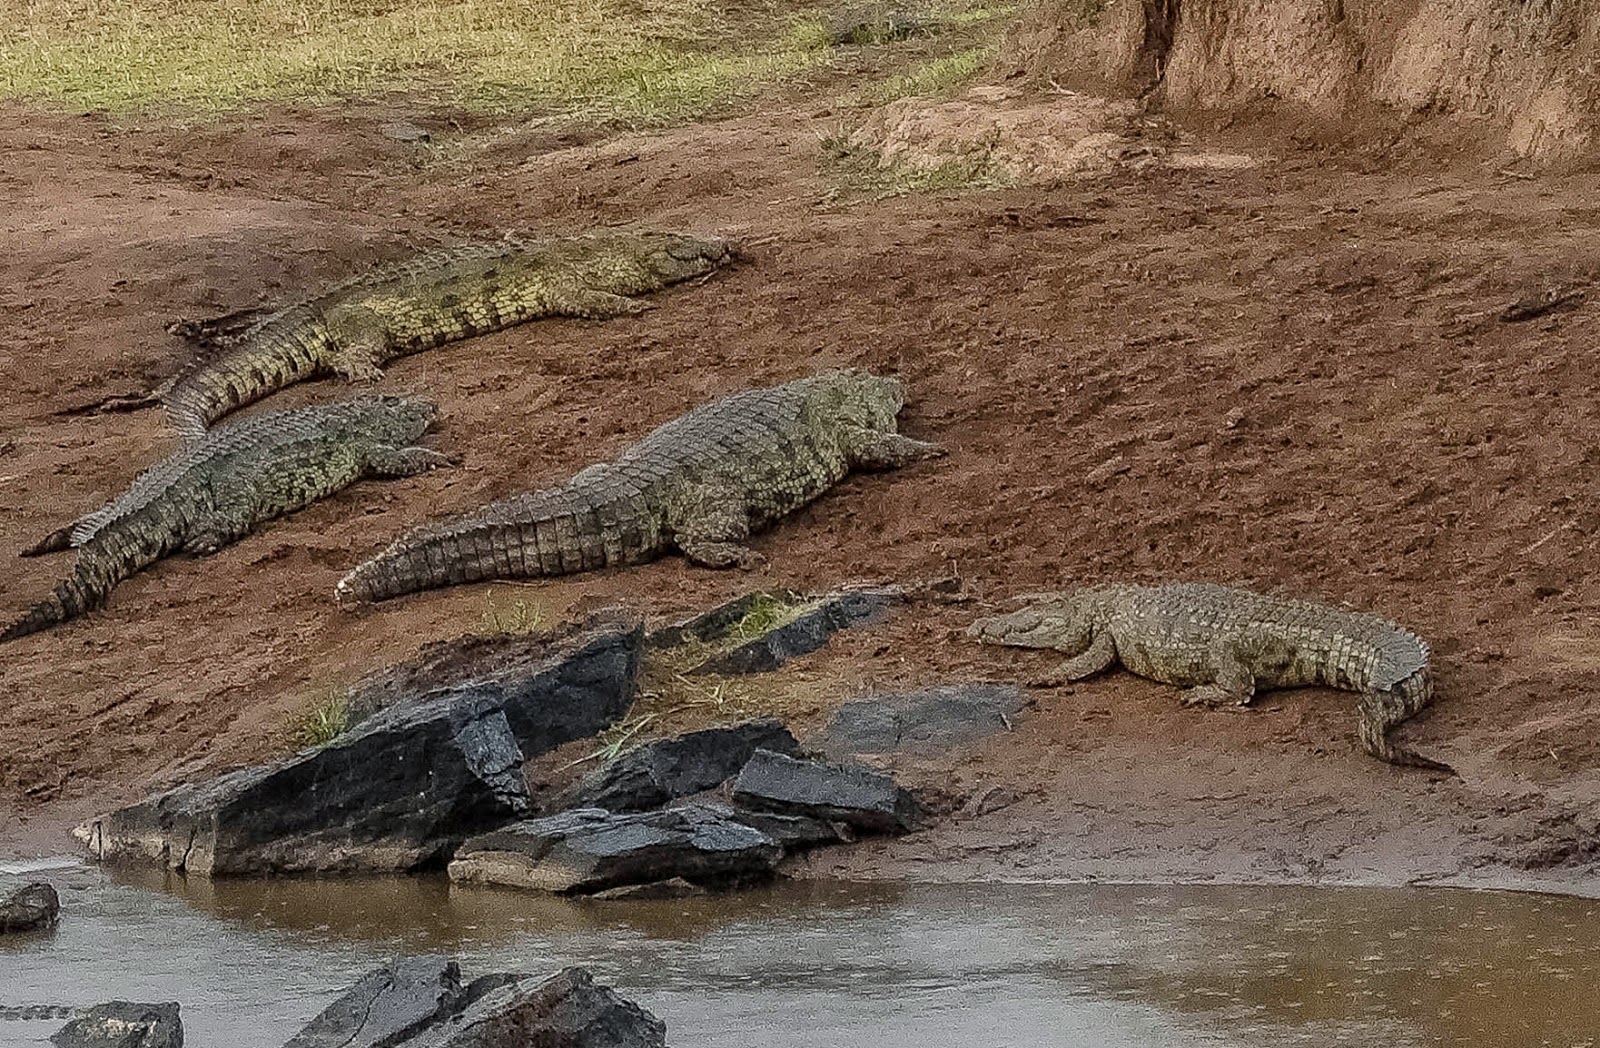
[1,568,103,642]
[336,484,653,605]
[1357,672,1457,775]
[158,310,330,439]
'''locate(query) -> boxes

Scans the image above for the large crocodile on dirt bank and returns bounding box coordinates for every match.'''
[158,232,733,439]
[5,396,449,642]
[968,582,1454,772]
[335,369,944,605]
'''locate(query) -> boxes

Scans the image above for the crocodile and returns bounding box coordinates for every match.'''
[336,369,944,604]
[158,231,733,440]
[5,395,449,642]
[968,582,1454,772]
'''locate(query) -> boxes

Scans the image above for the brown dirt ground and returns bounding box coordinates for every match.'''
[4,94,1600,892]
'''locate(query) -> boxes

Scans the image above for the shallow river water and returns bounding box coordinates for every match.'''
[2,861,1597,1047]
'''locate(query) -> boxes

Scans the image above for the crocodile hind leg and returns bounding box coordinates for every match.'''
[1181,631,1294,709]
[669,483,760,568]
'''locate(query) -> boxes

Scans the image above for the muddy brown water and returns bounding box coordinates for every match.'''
[2,860,1597,1047]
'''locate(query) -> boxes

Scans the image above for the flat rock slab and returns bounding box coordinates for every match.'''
[817,683,1026,758]
[449,804,780,895]
[284,955,461,1048]
[732,750,919,834]
[560,719,799,813]
[0,880,60,933]
[396,968,665,1048]
[78,621,641,875]
[648,588,901,676]
[52,1002,181,1048]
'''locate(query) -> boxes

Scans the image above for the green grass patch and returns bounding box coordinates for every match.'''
[851,43,994,104]
[291,689,352,748]
[0,0,831,120]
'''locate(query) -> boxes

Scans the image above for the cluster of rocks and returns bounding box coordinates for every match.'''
[36,960,665,1048]
[69,589,1007,894]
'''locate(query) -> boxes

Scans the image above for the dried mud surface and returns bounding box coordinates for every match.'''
[3,99,1600,891]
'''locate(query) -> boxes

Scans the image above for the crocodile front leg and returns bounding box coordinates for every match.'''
[1036,628,1118,685]
[366,445,456,477]
[847,429,947,471]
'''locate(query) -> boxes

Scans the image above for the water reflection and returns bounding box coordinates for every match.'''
[3,868,1597,1048]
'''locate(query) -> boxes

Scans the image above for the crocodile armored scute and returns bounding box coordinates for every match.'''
[5,395,450,642]
[158,231,733,439]
[336,369,945,604]
[968,582,1453,773]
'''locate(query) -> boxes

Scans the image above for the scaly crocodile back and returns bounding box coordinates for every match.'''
[158,233,731,438]
[5,396,437,642]
[336,370,903,604]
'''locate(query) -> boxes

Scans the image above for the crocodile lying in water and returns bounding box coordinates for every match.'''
[336,369,945,604]
[969,582,1454,772]
[6,395,448,641]
[159,231,733,439]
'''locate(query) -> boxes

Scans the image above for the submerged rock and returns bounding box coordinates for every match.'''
[283,955,461,1048]
[78,620,641,875]
[559,719,800,813]
[449,804,781,895]
[817,683,1026,758]
[731,750,920,834]
[0,880,60,933]
[51,1002,181,1048]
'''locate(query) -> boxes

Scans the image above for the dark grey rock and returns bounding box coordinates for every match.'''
[727,809,847,850]
[561,719,799,813]
[284,955,461,1048]
[78,621,641,875]
[731,750,919,834]
[449,804,780,894]
[646,588,901,676]
[817,684,1026,758]
[0,881,60,933]
[396,968,665,1048]
[51,1002,181,1048]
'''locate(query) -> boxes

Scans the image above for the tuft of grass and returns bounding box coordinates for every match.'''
[292,690,352,748]
[0,0,832,121]
[852,43,994,104]
[477,590,545,636]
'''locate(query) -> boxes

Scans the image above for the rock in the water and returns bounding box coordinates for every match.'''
[647,588,901,676]
[284,955,461,1048]
[78,621,641,875]
[397,968,665,1048]
[817,683,1026,758]
[449,804,780,894]
[0,881,60,933]
[51,1002,181,1048]
[732,750,919,834]
[560,719,800,813]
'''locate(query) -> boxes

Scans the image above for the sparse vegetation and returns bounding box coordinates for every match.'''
[819,129,1013,199]
[477,590,545,636]
[291,689,351,747]
[852,43,995,104]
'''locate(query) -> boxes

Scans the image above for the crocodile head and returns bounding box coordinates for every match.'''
[812,369,907,431]
[367,394,439,441]
[633,232,734,282]
[967,591,1099,651]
